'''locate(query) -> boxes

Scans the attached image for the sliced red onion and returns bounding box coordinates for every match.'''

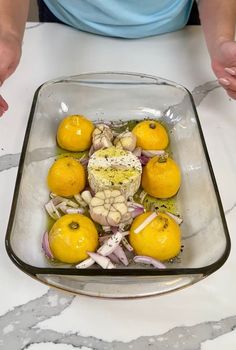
[80,157,89,166]
[87,252,115,269]
[57,204,68,214]
[128,206,145,218]
[121,237,133,252]
[134,212,158,234]
[52,196,79,208]
[89,145,95,157]
[122,231,130,237]
[138,155,150,166]
[99,235,111,243]
[74,194,88,207]
[108,253,120,264]
[139,190,147,204]
[66,208,85,214]
[102,225,112,233]
[111,226,119,234]
[42,231,54,260]
[141,150,165,158]
[165,211,183,225]
[133,255,166,269]
[45,201,61,220]
[98,232,123,256]
[113,245,129,266]
[76,257,95,269]
[132,147,142,157]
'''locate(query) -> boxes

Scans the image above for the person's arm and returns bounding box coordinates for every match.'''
[0,0,29,116]
[198,0,236,99]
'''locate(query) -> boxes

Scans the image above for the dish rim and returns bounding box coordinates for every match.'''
[5,71,231,278]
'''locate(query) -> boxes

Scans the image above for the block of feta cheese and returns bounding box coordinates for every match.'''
[88,147,142,198]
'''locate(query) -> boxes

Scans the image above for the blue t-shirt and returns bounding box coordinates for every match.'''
[43,0,194,38]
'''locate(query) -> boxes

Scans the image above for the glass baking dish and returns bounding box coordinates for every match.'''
[5,72,230,298]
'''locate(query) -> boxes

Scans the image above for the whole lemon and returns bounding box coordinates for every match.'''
[47,157,85,197]
[132,120,169,150]
[129,212,181,261]
[142,155,181,198]
[48,214,98,263]
[57,115,94,151]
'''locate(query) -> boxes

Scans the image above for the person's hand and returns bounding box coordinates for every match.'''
[211,39,236,99]
[0,32,21,116]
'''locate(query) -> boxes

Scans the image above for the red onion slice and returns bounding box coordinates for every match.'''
[108,253,120,264]
[98,232,123,256]
[87,252,115,269]
[42,231,54,260]
[138,155,150,166]
[45,201,61,220]
[165,211,183,225]
[66,208,85,214]
[133,255,166,269]
[76,257,95,269]
[113,245,129,266]
[132,147,142,157]
[134,212,157,234]
[121,237,133,252]
[141,150,165,158]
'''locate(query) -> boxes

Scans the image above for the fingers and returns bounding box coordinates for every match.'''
[0,95,8,117]
[218,67,236,99]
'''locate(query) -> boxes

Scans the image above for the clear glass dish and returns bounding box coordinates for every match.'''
[5,72,230,298]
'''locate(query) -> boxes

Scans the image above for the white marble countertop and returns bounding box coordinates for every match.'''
[0,23,236,350]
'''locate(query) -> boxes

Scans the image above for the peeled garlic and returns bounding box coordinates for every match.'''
[89,189,131,226]
[92,124,113,150]
[114,131,136,151]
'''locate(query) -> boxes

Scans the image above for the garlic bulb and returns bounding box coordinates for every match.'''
[114,130,136,151]
[92,124,113,150]
[89,189,131,226]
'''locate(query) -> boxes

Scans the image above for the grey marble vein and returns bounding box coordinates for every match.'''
[0,288,236,349]
[0,153,20,172]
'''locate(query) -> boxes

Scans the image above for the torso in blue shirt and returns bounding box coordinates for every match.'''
[43,0,194,38]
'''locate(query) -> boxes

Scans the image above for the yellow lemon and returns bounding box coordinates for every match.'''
[48,214,98,263]
[129,212,181,261]
[57,115,94,151]
[47,157,85,197]
[132,120,169,150]
[142,155,181,198]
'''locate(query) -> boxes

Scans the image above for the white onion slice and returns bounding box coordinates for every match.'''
[165,211,183,225]
[87,252,115,269]
[76,257,95,269]
[134,212,157,234]
[42,231,54,259]
[133,255,166,269]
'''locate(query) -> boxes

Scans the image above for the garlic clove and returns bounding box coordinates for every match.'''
[104,189,112,198]
[96,191,106,199]
[90,197,104,206]
[113,203,128,215]
[111,190,121,197]
[107,211,121,226]
[114,195,125,203]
